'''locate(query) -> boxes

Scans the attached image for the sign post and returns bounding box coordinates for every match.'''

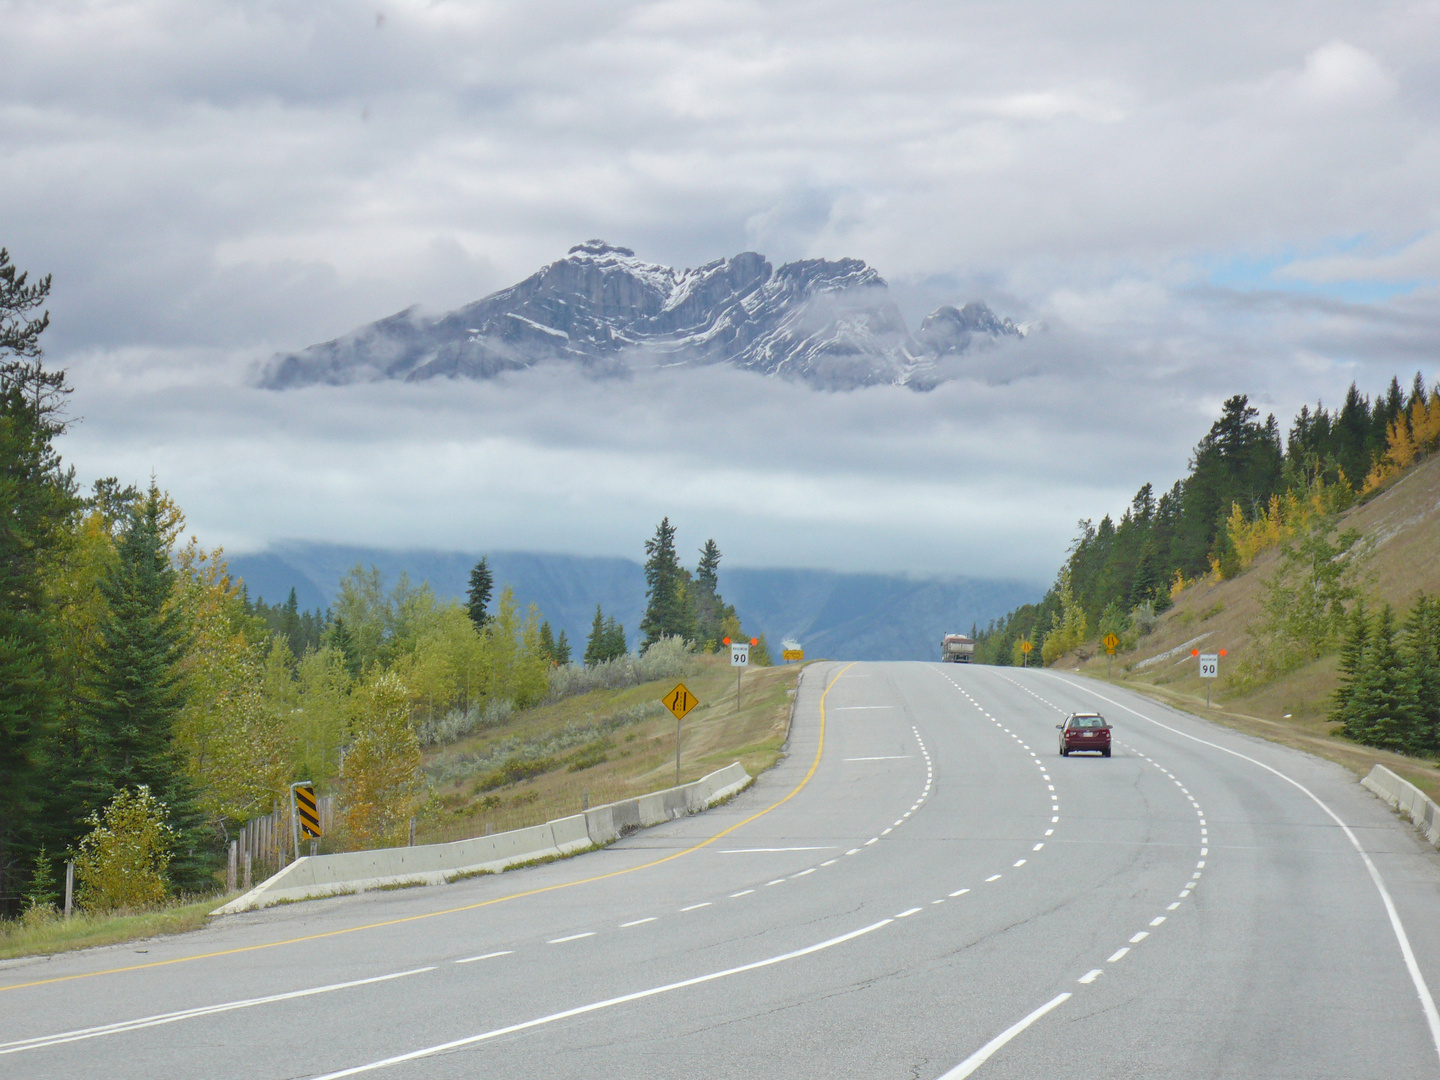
[662,683,700,786]
[1103,632,1120,678]
[1019,638,1033,667]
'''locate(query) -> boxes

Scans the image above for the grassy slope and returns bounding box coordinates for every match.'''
[419,653,802,843]
[1051,451,1440,799]
[0,657,804,962]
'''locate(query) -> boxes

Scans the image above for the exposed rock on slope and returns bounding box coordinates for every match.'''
[262,241,1024,391]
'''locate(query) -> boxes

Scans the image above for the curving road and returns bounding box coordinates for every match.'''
[5,661,1440,1078]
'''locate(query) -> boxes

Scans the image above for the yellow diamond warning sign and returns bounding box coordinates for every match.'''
[662,683,699,722]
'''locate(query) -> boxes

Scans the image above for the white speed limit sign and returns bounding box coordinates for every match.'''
[731,643,749,667]
[1198,653,1219,678]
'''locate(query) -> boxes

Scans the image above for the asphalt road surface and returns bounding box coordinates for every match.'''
[6,661,1440,1079]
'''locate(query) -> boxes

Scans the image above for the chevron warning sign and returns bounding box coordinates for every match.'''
[294,782,322,839]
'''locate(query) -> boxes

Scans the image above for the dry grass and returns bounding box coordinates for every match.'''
[417,654,803,844]
[0,895,230,962]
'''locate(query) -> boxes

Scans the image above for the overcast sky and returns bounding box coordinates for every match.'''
[6,1,1439,586]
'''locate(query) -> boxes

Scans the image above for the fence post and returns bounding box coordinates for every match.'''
[227,840,238,893]
[243,850,252,890]
[64,860,74,918]
[409,817,416,846]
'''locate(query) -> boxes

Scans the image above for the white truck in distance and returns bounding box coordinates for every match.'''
[941,634,975,663]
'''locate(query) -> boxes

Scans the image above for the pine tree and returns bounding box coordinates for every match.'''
[466,557,494,629]
[1331,599,1369,729]
[80,485,215,890]
[640,517,694,648]
[583,604,606,667]
[696,540,721,593]
[326,616,361,679]
[554,629,571,666]
[0,252,77,915]
[602,615,627,661]
[538,621,556,664]
[1401,595,1440,754]
[280,587,302,658]
[690,539,736,651]
[1345,604,1420,753]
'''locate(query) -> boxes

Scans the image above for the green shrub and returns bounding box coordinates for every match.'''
[74,787,176,912]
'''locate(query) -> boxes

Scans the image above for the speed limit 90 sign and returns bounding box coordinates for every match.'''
[1198,653,1219,678]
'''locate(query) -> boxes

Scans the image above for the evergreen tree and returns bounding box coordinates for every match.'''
[280,587,302,657]
[0,250,77,914]
[602,615,627,660]
[554,629,571,666]
[1344,605,1420,753]
[696,540,721,593]
[690,539,736,651]
[1401,595,1440,754]
[640,517,694,647]
[1330,600,1369,730]
[583,604,606,667]
[538,620,556,664]
[1172,395,1284,576]
[80,486,215,890]
[466,556,494,629]
[326,615,361,679]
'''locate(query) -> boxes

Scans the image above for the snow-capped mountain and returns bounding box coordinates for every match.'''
[261,241,1024,391]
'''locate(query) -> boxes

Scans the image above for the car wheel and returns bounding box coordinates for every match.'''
[1060,745,1068,757]
[1102,748,1111,758]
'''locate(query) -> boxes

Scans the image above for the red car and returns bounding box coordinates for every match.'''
[1058,712,1111,757]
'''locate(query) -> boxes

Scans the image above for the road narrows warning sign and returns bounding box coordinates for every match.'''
[663,683,699,721]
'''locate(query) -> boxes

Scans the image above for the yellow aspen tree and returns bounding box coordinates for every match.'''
[340,671,422,848]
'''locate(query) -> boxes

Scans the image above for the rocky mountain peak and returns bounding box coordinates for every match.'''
[260,243,1026,391]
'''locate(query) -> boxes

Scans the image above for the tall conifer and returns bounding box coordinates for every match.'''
[0,250,77,911]
[81,485,214,890]
[466,557,494,629]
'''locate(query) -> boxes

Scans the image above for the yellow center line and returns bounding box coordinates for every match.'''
[1,662,856,994]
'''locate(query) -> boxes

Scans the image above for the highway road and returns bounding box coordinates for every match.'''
[6,661,1440,1078]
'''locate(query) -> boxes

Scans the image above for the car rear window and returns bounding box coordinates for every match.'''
[1071,716,1107,728]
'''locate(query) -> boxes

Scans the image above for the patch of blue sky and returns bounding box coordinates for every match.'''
[1199,237,1432,303]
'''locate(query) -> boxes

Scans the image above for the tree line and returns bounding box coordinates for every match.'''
[975,376,1437,667]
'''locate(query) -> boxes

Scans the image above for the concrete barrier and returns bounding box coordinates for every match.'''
[1362,764,1440,847]
[213,761,752,914]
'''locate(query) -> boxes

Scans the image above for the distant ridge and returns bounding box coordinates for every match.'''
[262,241,1025,392]
[227,541,1039,662]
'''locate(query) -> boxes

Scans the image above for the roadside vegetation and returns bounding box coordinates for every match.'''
[0,248,786,956]
[980,370,1440,800]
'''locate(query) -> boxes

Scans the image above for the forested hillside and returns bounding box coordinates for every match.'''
[0,250,774,919]
[975,376,1437,667]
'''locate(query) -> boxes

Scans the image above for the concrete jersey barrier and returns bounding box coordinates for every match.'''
[1362,764,1440,847]
[213,761,752,915]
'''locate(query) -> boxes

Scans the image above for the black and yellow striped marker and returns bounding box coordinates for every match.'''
[294,782,322,839]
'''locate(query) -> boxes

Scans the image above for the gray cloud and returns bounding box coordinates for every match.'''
[9,0,1440,582]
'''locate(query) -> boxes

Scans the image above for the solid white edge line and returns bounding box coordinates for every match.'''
[303,919,895,1080]
[938,992,1072,1079]
[0,967,436,1054]
[1045,672,1440,1065]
